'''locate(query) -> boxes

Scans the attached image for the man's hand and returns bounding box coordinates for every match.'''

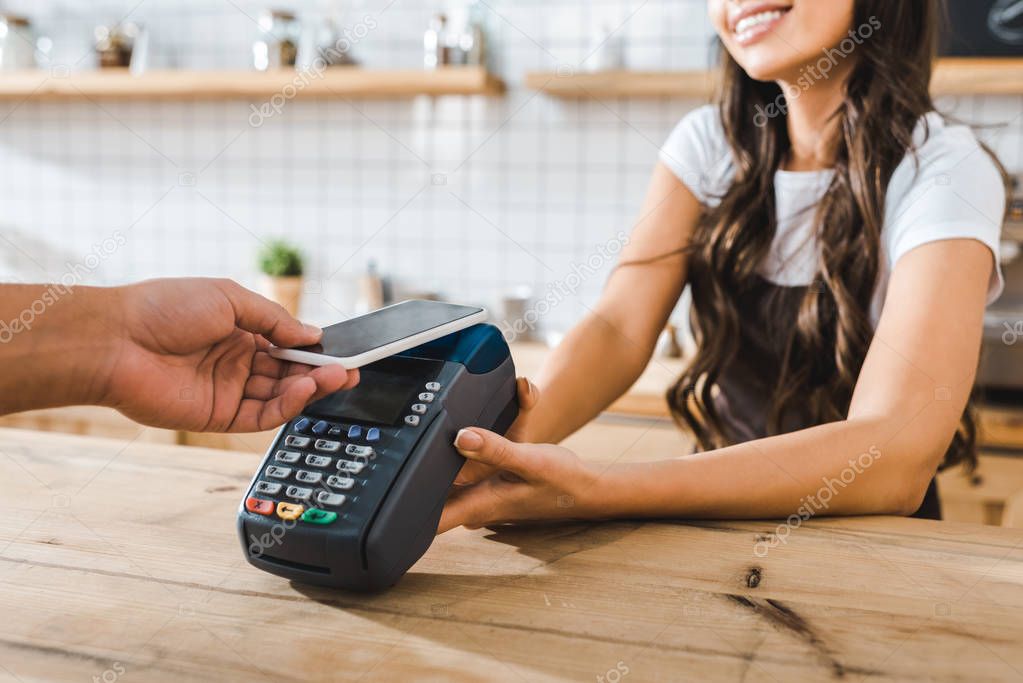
[96,278,358,432]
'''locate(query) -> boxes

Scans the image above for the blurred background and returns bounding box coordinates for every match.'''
[0,0,722,335]
[1,0,1022,524]
[0,0,1015,335]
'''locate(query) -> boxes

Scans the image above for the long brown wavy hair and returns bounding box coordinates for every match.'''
[659,0,994,470]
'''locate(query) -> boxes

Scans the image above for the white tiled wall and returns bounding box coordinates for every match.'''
[0,0,1020,334]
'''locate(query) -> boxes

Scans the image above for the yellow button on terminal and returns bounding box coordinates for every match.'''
[276,502,304,521]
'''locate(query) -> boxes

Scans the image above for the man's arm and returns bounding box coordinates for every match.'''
[0,279,358,432]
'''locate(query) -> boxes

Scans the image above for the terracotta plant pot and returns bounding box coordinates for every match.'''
[264,275,304,317]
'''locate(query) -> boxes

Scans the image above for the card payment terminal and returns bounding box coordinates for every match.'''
[237,323,518,591]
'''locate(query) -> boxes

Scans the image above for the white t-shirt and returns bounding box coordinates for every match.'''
[658,105,1005,322]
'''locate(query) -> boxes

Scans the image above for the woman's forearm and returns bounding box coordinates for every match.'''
[0,284,118,415]
[525,310,657,444]
[597,410,951,520]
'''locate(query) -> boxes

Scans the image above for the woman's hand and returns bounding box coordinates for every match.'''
[101,278,359,432]
[438,427,603,533]
[452,376,539,486]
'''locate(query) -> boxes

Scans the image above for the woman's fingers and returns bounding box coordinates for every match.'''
[438,487,472,533]
[454,428,544,481]
[452,459,497,486]
[453,378,536,485]
[517,376,539,411]
[503,377,539,443]
[438,479,506,533]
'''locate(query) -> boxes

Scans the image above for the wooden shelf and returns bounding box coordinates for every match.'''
[0,66,505,100]
[526,58,1023,99]
[525,69,714,99]
[931,58,1023,96]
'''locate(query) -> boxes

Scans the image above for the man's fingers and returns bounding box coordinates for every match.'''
[218,279,322,348]
[454,428,543,480]
[341,367,361,391]
[245,365,353,405]
[244,373,296,401]
[232,376,317,432]
[307,364,354,401]
[251,350,330,381]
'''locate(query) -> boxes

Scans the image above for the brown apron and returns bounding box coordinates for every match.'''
[708,274,942,520]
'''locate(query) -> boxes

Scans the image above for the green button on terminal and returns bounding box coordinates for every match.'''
[300,508,338,525]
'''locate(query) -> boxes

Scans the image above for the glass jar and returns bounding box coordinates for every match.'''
[253,10,300,71]
[0,14,37,70]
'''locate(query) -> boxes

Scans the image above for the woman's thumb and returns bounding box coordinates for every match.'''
[454,427,539,479]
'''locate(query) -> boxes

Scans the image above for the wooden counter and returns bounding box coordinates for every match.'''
[1,426,1022,681]
[2,341,1017,450]
[4,341,1023,528]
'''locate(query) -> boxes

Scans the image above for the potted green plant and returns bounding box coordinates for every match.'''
[258,240,305,316]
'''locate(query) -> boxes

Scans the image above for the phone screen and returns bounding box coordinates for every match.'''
[298,300,483,360]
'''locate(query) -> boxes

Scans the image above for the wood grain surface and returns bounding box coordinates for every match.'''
[2,426,1022,682]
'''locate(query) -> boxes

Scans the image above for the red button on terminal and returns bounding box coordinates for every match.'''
[245,497,275,516]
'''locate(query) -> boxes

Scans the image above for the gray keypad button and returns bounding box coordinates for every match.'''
[255,481,282,495]
[411,403,427,415]
[295,470,323,484]
[274,450,301,463]
[418,392,435,403]
[314,439,341,453]
[404,415,420,427]
[425,382,441,392]
[316,491,346,507]
[305,454,331,467]
[345,444,374,458]
[286,485,313,500]
[337,460,365,474]
[327,475,355,490]
[265,465,292,479]
[284,435,310,448]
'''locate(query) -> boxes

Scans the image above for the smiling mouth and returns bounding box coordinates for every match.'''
[732,6,791,45]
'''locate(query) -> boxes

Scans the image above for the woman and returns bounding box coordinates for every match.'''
[439,0,1007,532]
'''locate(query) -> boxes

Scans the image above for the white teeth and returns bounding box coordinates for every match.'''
[734,10,785,36]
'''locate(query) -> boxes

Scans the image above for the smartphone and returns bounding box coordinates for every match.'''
[268,300,488,368]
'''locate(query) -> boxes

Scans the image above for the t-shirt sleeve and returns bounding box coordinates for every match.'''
[659,104,732,206]
[884,121,1006,303]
